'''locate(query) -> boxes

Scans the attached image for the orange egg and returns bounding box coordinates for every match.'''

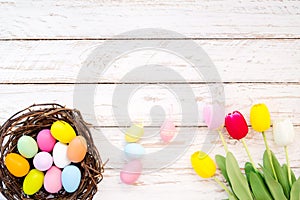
[5,153,30,177]
[67,136,87,163]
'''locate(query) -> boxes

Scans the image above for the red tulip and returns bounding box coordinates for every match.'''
[225,111,248,140]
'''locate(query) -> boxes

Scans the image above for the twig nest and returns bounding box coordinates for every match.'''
[0,103,104,200]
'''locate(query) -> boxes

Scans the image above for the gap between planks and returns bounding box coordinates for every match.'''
[1,38,300,41]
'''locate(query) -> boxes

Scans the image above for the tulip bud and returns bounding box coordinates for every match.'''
[250,103,271,132]
[191,151,216,178]
[225,111,248,140]
[203,104,225,130]
[273,119,295,146]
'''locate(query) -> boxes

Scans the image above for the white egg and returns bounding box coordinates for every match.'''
[33,152,53,171]
[52,142,71,168]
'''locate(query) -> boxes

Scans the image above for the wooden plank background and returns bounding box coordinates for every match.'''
[0,0,299,199]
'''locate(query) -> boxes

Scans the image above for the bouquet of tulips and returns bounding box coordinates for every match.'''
[191,103,300,200]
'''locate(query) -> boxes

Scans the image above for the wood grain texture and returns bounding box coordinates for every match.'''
[1,0,300,199]
[91,126,300,200]
[0,39,299,83]
[0,84,299,126]
[0,0,300,39]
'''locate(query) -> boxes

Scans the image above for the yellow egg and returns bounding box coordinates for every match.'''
[23,169,44,195]
[5,153,30,177]
[125,124,144,143]
[50,120,76,144]
[67,136,87,163]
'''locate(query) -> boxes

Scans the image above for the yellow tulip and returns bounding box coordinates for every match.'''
[250,103,271,132]
[191,151,216,178]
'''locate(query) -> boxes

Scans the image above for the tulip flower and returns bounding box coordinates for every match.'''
[250,103,271,132]
[225,111,248,140]
[203,104,225,130]
[203,104,227,153]
[250,103,277,181]
[273,119,295,147]
[191,151,216,178]
[225,111,257,171]
[273,119,295,186]
[191,151,235,197]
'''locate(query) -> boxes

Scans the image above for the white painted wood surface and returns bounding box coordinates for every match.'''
[0,0,299,199]
[1,0,300,39]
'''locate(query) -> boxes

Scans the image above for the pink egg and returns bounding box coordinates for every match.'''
[120,160,142,185]
[33,152,53,171]
[37,129,56,152]
[44,166,62,193]
[160,119,176,143]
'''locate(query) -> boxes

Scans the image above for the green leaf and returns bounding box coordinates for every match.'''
[282,164,297,187]
[225,152,253,200]
[263,150,274,179]
[260,164,288,200]
[215,155,231,185]
[249,171,273,200]
[271,151,291,199]
[291,169,297,184]
[228,195,238,200]
[245,162,255,185]
[215,155,238,200]
[290,178,300,200]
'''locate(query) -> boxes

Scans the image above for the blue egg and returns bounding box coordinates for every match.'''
[62,165,81,193]
[124,143,145,159]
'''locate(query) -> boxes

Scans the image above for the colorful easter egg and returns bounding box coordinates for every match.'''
[37,129,56,152]
[120,160,142,185]
[160,119,176,143]
[23,169,44,195]
[125,123,144,143]
[62,165,81,193]
[124,143,145,159]
[33,152,53,171]
[67,136,87,163]
[17,135,38,158]
[53,142,71,168]
[50,120,76,144]
[44,166,62,193]
[5,153,30,177]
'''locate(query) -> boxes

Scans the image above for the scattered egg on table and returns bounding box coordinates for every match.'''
[125,123,144,143]
[160,119,176,143]
[23,169,44,195]
[67,136,87,163]
[50,120,76,144]
[37,129,56,152]
[33,152,53,171]
[124,143,145,160]
[5,153,30,177]
[17,135,38,158]
[44,166,62,193]
[53,142,71,168]
[62,165,81,193]
[120,160,142,185]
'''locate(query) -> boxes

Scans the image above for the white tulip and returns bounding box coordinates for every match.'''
[273,119,295,146]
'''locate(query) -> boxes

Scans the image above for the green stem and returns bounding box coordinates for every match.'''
[284,146,292,186]
[262,131,278,181]
[241,138,258,172]
[213,176,234,196]
[218,129,228,154]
